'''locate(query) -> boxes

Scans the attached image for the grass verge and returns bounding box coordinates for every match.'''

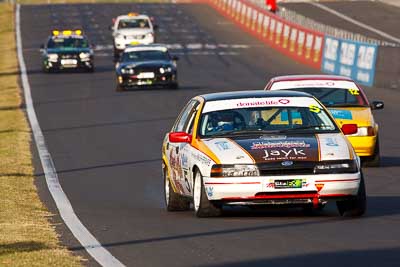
[0,3,82,266]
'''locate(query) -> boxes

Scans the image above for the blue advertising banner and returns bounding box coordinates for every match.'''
[321,36,378,87]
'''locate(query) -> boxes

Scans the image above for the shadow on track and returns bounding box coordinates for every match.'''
[380,156,400,167]
[34,158,160,177]
[42,116,177,133]
[200,247,400,267]
[67,195,400,252]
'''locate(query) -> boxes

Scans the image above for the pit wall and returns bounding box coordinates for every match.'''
[200,0,387,88]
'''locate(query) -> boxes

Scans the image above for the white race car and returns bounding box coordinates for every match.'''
[162,90,366,217]
[111,13,156,59]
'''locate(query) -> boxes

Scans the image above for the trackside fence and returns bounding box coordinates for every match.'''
[199,0,400,88]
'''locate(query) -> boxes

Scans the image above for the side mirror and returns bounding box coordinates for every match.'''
[169,132,192,143]
[341,124,358,135]
[39,44,45,52]
[172,55,179,61]
[371,100,384,110]
[153,24,159,31]
[109,25,114,31]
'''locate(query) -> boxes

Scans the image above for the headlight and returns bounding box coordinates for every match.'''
[314,160,358,174]
[146,33,153,39]
[121,68,134,74]
[211,164,259,177]
[79,52,91,60]
[159,67,172,74]
[47,53,58,62]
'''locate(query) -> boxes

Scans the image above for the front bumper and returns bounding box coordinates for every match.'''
[203,173,361,206]
[347,135,377,157]
[117,73,177,87]
[44,59,93,70]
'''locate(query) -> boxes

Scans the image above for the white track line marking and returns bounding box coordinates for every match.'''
[311,2,400,44]
[15,5,125,267]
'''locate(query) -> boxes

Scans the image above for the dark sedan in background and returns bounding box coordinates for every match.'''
[115,44,179,90]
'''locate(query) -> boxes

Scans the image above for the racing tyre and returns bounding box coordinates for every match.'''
[363,137,380,167]
[116,84,125,92]
[164,170,190,211]
[336,173,366,217]
[193,170,222,217]
[169,83,179,90]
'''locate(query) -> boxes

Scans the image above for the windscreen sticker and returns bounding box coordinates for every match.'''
[270,80,357,90]
[329,109,353,120]
[203,97,321,113]
[309,105,321,113]
[348,88,360,95]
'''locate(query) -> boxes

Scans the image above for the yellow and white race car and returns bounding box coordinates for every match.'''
[265,75,384,167]
[162,90,365,217]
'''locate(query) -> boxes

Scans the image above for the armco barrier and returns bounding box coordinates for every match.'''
[322,36,378,87]
[207,0,324,69]
[200,0,388,88]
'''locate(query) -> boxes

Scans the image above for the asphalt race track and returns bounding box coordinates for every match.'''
[20,3,400,267]
[280,1,400,43]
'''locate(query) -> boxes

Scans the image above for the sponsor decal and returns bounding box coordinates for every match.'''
[215,140,232,151]
[267,178,309,189]
[234,135,319,162]
[329,109,353,120]
[262,148,306,161]
[251,140,311,150]
[191,151,212,166]
[206,187,214,197]
[325,137,339,147]
[281,160,293,166]
[236,98,290,107]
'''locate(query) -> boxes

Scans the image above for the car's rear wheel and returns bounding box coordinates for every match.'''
[336,173,366,217]
[164,170,190,211]
[193,170,221,217]
[363,136,380,167]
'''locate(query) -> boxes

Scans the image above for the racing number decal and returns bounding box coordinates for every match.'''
[348,88,360,95]
[309,105,321,113]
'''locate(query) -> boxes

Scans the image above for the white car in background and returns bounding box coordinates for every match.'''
[111,13,156,59]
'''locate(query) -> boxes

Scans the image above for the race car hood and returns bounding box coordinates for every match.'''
[328,107,373,127]
[115,28,153,36]
[46,47,91,54]
[201,133,352,164]
[119,60,173,69]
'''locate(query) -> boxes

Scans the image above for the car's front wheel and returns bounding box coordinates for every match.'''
[336,173,366,217]
[193,170,221,217]
[164,170,190,211]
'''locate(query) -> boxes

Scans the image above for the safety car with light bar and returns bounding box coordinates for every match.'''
[162,90,366,217]
[40,29,94,72]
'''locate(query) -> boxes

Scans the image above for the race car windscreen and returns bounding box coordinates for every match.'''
[47,37,89,49]
[199,106,337,138]
[282,87,368,107]
[121,50,170,62]
[118,19,150,29]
